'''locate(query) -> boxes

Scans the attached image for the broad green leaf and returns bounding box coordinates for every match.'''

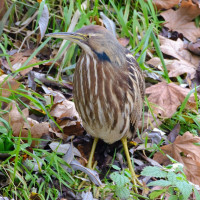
[167,171,177,184]
[175,181,192,200]
[168,195,178,200]
[147,180,171,187]
[149,189,166,199]
[141,166,167,178]
[194,188,200,200]
[110,172,129,187]
[115,186,130,200]
[112,165,121,171]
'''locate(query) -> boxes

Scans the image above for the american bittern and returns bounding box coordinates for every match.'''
[47,25,145,190]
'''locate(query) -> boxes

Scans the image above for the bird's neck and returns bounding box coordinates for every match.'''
[90,48,126,68]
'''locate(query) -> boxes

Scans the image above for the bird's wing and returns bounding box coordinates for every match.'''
[125,52,145,137]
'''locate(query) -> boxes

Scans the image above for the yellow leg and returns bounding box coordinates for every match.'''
[121,136,142,193]
[87,137,99,169]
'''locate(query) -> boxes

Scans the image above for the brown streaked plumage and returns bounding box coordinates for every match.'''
[46,25,145,191]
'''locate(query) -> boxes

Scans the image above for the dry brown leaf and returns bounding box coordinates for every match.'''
[2,50,40,76]
[50,99,81,120]
[145,81,196,118]
[90,15,104,26]
[167,124,180,143]
[62,121,84,137]
[2,102,49,147]
[161,0,200,42]
[147,57,197,78]
[2,102,29,136]
[152,0,180,10]
[166,60,197,78]
[159,35,199,66]
[23,118,49,146]
[11,52,39,76]
[157,35,200,78]
[186,40,200,55]
[154,132,200,185]
[147,57,168,71]
[38,4,49,43]
[50,99,84,139]
[118,38,130,47]
[0,75,21,97]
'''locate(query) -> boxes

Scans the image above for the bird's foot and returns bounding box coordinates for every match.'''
[121,137,143,193]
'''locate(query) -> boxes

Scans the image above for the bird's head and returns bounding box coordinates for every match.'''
[46,25,126,67]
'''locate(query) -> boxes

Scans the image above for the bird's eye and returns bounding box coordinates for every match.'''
[86,35,90,39]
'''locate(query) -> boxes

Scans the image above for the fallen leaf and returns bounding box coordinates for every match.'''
[90,15,103,26]
[147,57,197,78]
[0,75,21,97]
[2,102,29,136]
[81,191,93,200]
[62,121,84,136]
[192,64,200,93]
[159,35,199,65]
[21,118,49,147]
[145,81,196,118]
[2,102,49,147]
[167,124,180,143]
[28,120,49,138]
[49,142,81,157]
[147,57,168,71]
[166,59,197,78]
[23,152,43,172]
[154,132,200,185]
[38,3,49,42]
[152,0,180,10]
[158,35,200,78]
[161,0,200,42]
[42,87,67,104]
[100,12,116,38]
[148,128,166,144]
[50,99,81,120]
[118,37,130,47]
[50,99,84,138]
[2,50,40,76]
[70,160,103,186]
[186,40,200,55]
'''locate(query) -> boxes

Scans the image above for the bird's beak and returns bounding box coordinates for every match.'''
[45,32,88,42]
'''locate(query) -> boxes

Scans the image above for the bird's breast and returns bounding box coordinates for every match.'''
[73,53,137,143]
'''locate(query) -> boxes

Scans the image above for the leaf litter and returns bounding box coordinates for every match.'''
[147,35,200,79]
[146,81,196,118]
[160,0,200,42]
[1,50,40,76]
[154,132,200,185]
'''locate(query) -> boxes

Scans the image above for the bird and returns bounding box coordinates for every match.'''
[46,25,145,191]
